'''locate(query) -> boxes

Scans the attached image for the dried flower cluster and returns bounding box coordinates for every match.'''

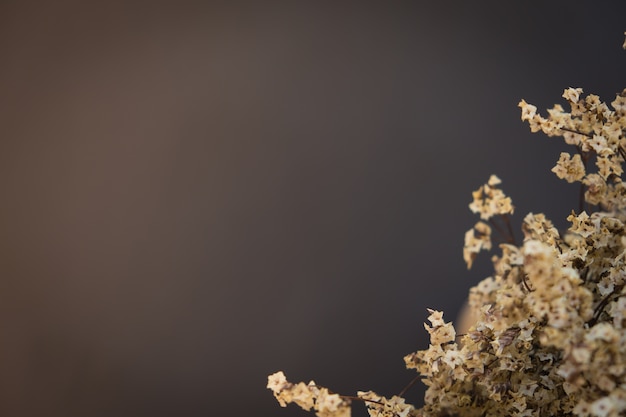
[267,370,416,417]
[268,40,626,417]
[267,371,352,417]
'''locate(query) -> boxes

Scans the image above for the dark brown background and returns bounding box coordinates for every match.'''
[1,1,625,416]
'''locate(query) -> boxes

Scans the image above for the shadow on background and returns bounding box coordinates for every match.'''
[0,2,625,416]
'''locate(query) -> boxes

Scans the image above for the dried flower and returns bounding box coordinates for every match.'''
[269,38,626,417]
[552,152,586,183]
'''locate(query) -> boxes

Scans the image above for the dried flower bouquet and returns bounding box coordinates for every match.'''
[267,37,626,417]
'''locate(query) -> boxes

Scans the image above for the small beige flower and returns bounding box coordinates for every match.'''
[563,87,583,103]
[551,152,585,183]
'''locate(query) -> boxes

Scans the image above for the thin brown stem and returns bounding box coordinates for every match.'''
[397,374,421,398]
[588,285,625,326]
[339,395,384,406]
[488,218,507,239]
[501,214,516,245]
[574,145,590,213]
[489,216,516,246]
[560,126,593,138]
[579,181,586,214]
[521,274,533,293]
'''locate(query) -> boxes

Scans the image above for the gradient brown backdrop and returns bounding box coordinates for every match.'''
[1,2,625,416]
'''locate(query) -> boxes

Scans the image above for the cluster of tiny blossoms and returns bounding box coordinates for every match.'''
[267,370,416,417]
[268,39,626,417]
[464,174,514,269]
[519,87,626,211]
[267,371,351,417]
[418,87,626,416]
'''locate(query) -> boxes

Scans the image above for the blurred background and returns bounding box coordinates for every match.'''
[1,1,625,416]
